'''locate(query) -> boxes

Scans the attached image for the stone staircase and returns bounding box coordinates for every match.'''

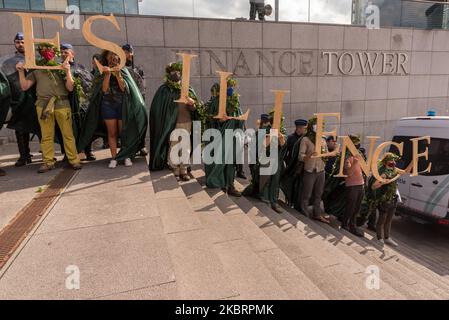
[150,166,449,300]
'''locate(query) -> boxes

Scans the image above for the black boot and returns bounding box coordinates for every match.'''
[84,147,96,161]
[15,131,32,167]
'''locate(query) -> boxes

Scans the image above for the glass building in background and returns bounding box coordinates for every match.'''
[0,0,140,14]
[352,0,449,29]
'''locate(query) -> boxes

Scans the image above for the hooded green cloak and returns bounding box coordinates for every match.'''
[204,86,245,189]
[148,84,200,171]
[280,136,304,209]
[243,124,287,205]
[77,67,148,161]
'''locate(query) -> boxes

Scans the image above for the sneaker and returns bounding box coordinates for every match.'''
[71,163,82,171]
[137,148,148,157]
[180,174,190,181]
[38,163,55,174]
[15,157,32,167]
[124,158,133,167]
[271,203,283,214]
[227,186,242,197]
[84,152,96,161]
[374,238,385,247]
[385,238,399,247]
[108,160,118,169]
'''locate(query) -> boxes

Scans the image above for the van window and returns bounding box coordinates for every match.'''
[390,136,449,176]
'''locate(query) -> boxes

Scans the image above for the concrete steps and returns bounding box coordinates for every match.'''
[151,169,326,300]
[177,171,327,300]
[189,168,370,299]
[190,167,449,300]
[277,204,447,300]
[150,164,449,300]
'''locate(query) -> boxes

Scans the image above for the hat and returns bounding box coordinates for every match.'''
[14,32,24,41]
[349,134,361,145]
[260,114,271,122]
[294,119,307,127]
[122,44,133,53]
[60,43,73,50]
[381,152,400,163]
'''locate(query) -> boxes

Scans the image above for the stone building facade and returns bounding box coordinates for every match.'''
[1,10,449,145]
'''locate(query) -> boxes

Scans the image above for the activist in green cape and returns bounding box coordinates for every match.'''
[243,113,287,214]
[280,119,308,209]
[122,43,148,158]
[148,62,202,173]
[77,50,148,163]
[0,32,40,168]
[204,80,245,196]
[357,153,412,247]
[322,135,366,220]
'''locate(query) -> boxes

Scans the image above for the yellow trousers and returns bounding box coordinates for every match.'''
[36,107,80,166]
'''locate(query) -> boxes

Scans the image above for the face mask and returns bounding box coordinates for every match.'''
[168,71,181,82]
[227,87,234,97]
[312,124,317,133]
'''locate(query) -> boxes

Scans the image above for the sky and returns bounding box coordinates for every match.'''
[138,0,353,24]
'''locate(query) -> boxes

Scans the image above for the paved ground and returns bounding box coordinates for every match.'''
[1,142,449,300]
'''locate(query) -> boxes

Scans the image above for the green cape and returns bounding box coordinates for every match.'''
[280,136,304,209]
[243,128,287,204]
[204,95,245,188]
[148,84,199,171]
[77,68,148,161]
[322,155,346,218]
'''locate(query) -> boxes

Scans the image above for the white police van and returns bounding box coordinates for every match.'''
[390,115,449,225]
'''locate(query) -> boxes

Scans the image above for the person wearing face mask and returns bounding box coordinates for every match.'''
[243,113,287,213]
[298,117,337,223]
[0,32,40,168]
[77,50,148,169]
[149,62,201,181]
[204,80,245,196]
[358,153,413,247]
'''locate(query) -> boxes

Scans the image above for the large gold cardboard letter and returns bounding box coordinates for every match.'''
[214,71,249,121]
[410,136,432,176]
[312,113,341,158]
[371,141,404,183]
[15,12,64,70]
[271,90,289,131]
[174,53,197,104]
[335,136,380,178]
[82,14,126,73]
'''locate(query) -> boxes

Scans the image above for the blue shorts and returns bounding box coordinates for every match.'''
[101,100,123,120]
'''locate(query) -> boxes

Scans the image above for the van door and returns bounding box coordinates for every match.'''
[407,138,449,219]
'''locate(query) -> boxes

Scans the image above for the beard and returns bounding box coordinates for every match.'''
[16,46,25,54]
